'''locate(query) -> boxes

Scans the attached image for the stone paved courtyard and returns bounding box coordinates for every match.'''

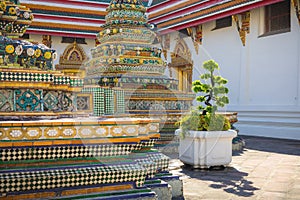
[166,136,300,200]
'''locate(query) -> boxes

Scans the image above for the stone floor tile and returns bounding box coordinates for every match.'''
[246,177,267,188]
[291,183,300,189]
[287,188,300,196]
[248,169,272,178]
[257,192,286,200]
[271,170,297,177]
[286,195,300,200]
[269,176,296,183]
[199,191,231,199]
[263,181,292,193]
[166,136,300,200]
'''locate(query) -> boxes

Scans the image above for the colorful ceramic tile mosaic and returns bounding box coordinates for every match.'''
[0,0,184,199]
[115,89,125,113]
[0,162,148,194]
[83,0,194,142]
[0,117,171,199]
[104,87,114,115]
[82,87,105,116]
[0,88,78,113]
[0,143,142,161]
[82,86,125,116]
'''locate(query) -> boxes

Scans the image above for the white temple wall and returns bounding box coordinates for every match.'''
[184,7,300,140]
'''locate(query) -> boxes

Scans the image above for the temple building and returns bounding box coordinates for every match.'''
[0,0,182,199]
[0,0,299,199]
[18,0,300,140]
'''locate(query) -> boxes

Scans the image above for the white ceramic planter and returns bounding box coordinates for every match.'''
[175,129,237,168]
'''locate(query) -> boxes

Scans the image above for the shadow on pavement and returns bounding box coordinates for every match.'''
[181,165,259,198]
[165,136,300,199]
[241,136,300,156]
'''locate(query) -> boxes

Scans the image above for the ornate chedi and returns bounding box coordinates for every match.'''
[0,1,179,199]
[85,0,195,145]
[0,0,83,118]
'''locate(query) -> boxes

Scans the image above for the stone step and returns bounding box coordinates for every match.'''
[0,152,169,177]
[0,162,147,195]
[48,188,157,200]
[0,183,132,200]
[153,173,183,199]
[144,179,172,200]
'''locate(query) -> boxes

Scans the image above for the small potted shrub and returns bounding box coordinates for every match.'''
[176,60,237,168]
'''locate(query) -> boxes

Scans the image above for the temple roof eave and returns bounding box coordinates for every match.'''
[156,0,284,34]
[20,0,282,37]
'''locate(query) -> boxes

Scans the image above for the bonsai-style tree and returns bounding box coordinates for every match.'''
[177,60,231,137]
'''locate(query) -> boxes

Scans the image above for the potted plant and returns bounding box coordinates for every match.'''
[176,60,237,168]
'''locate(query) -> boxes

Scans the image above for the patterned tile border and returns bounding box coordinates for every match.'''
[0,124,155,140]
[0,144,142,162]
[0,118,160,140]
[0,69,83,90]
[0,162,147,194]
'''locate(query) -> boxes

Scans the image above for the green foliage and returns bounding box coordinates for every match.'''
[176,110,231,138]
[203,59,219,72]
[177,60,231,137]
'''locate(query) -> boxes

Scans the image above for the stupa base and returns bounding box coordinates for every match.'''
[0,117,180,200]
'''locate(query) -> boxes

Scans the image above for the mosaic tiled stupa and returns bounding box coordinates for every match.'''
[84,0,195,144]
[0,0,83,119]
[0,0,179,199]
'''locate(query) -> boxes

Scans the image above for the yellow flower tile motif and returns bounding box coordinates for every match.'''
[44,51,52,59]
[124,126,138,136]
[35,49,42,58]
[61,127,77,138]
[0,2,6,11]
[44,127,60,138]
[110,126,123,137]
[5,45,14,54]
[0,128,6,139]
[25,127,42,139]
[78,127,94,138]
[95,126,109,137]
[8,7,16,15]
[7,128,24,140]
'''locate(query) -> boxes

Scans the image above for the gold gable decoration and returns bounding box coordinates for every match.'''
[181,25,202,55]
[188,24,202,55]
[194,25,202,54]
[233,11,250,46]
[186,27,199,55]
[195,25,203,45]
[169,38,193,92]
[42,35,52,48]
[292,0,300,25]
[55,42,88,77]
[169,38,193,68]
[162,34,170,59]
